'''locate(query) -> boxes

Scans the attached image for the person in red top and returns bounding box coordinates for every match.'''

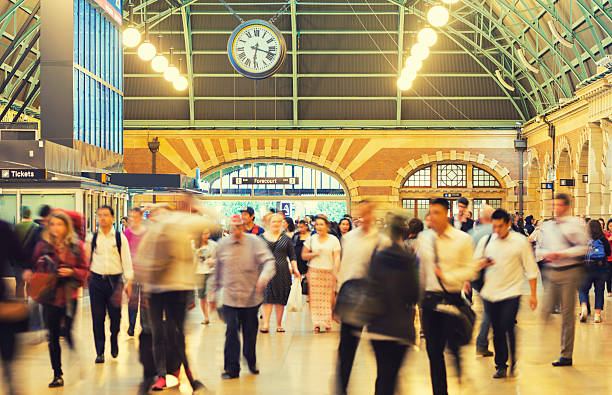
[605,219,612,297]
[32,211,89,388]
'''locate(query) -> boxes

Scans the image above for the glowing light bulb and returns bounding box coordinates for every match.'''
[418,27,438,47]
[151,55,169,73]
[397,76,413,91]
[137,42,156,61]
[173,75,189,91]
[163,65,179,82]
[123,27,141,47]
[401,68,417,82]
[428,6,450,27]
[441,0,459,4]
[405,56,423,72]
[411,43,430,61]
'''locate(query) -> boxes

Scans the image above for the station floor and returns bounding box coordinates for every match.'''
[10,294,612,395]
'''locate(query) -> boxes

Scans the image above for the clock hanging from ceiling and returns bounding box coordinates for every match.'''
[227,19,287,80]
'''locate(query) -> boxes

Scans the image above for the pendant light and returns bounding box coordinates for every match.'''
[164,47,179,82]
[418,27,438,47]
[151,35,169,72]
[173,58,188,90]
[137,5,156,61]
[123,3,141,48]
[427,6,450,27]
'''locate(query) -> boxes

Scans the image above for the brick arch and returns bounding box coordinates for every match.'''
[555,136,573,175]
[392,151,514,191]
[199,156,357,200]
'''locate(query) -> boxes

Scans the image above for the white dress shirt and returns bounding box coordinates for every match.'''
[417,225,477,293]
[88,227,134,280]
[337,227,390,290]
[475,231,539,302]
[535,216,588,269]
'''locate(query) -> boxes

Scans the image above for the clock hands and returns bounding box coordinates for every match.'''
[251,46,275,57]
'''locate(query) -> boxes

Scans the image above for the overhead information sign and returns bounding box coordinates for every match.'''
[233,177,299,185]
[91,0,122,25]
[1,169,47,181]
[443,193,462,198]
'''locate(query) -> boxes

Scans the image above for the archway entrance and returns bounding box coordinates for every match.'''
[198,160,350,223]
[526,156,542,218]
[575,142,588,216]
[557,148,574,212]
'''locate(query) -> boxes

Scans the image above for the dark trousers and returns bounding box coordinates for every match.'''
[483,297,520,370]
[336,322,363,394]
[422,306,462,395]
[371,340,408,395]
[43,302,77,377]
[475,308,491,351]
[579,270,608,312]
[606,269,612,294]
[128,283,141,331]
[222,305,259,374]
[89,273,123,357]
[0,322,17,386]
[148,291,190,378]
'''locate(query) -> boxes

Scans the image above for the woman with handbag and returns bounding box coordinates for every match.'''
[579,219,611,323]
[367,212,419,395]
[302,215,341,333]
[31,211,89,388]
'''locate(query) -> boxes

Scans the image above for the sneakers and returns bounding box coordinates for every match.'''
[580,306,588,322]
[492,368,507,379]
[111,337,119,358]
[221,371,239,380]
[95,355,105,364]
[48,376,64,388]
[594,313,602,323]
[552,357,572,367]
[151,376,166,391]
[201,319,209,325]
[477,349,494,357]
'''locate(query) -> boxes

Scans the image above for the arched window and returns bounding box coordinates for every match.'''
[403,167,431,187]
[473,166,501,187]
[438,164,467,187]
[200,161,346,197]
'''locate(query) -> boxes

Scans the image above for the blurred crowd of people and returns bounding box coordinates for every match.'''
[0,192,609,395]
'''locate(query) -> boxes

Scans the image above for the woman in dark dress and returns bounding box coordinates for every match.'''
[261,213,299,333]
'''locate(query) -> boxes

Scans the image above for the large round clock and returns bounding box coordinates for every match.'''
[227,19,287,80]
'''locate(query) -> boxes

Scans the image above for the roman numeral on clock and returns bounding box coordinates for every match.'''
[254,29,260,37]
[269,46,277,53]
[266,38,274,44]
[266,52,274,61]
[245,58,251,67]
[245,31,252,39]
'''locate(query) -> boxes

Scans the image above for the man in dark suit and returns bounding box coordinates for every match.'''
[450,197,474,233]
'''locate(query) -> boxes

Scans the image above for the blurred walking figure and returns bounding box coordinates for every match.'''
[14,206,38,298]
[417,198,478,395]
[475,209,538,378]
[260,213,299,333]
[32,211,89,388]
[536,193,588,367]
[210,214,276,379]
[0,220,27,395]
[194,228,217,325]
[334,200,389,394]
[578,220,611,323]
[88,205,133,364]
[137,195,214,391]
[124,207,147,337]
[468,204,495,357]
[302,215,341,333]
[366,212,419,395]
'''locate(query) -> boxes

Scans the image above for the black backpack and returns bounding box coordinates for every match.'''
[90,231,122,263]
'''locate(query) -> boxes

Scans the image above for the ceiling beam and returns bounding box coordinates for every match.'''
[124,96,520,101]
[395,5,404,124]
[290,0,298,125]
[124,73,492,78]
[180,4,194,124]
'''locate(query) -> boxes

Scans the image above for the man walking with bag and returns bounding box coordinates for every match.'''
[88,205,133,364]
[334,200,389,395]
[417,198,478,395]
[475,209,538,378]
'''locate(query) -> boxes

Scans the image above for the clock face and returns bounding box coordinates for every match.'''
[228,20,286,79]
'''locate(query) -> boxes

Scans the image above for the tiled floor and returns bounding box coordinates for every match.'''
[9,295,612,395]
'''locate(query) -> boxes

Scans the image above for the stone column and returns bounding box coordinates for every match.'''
[587,122,604,217]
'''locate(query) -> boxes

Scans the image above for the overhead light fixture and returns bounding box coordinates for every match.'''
[164,65,179,82]
[441,0,459,3]
[152,55,169,72]
[173,75,189,91]
[518,48,539,73]
[401,68,417,82]
[495,69,515,91]
[122,3,141,47]
[397,76,413,91]
[418,27,438,47]
[548,21,573,48]
[138,41,156,61]
[427,6,449,27]
[411,43,430,61]
[405,56,423,72]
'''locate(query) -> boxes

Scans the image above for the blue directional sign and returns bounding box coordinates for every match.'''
[281,202,291,216]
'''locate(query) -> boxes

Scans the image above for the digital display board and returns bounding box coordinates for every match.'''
[91,0,122,25]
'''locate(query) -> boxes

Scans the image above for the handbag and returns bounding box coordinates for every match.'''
[471,233,493,292]
[287,279,303,312]
[301,276,309,295]
[29,272,58,305]
[432,237,476,346]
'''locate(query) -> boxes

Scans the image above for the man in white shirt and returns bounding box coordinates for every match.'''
[417,198,478,395]
[536,193,588,367]
[88,205,133,364]
[334,200,389,395]
[475,209,538,379]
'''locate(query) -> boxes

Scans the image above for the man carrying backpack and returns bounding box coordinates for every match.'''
[88,205,133,364]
